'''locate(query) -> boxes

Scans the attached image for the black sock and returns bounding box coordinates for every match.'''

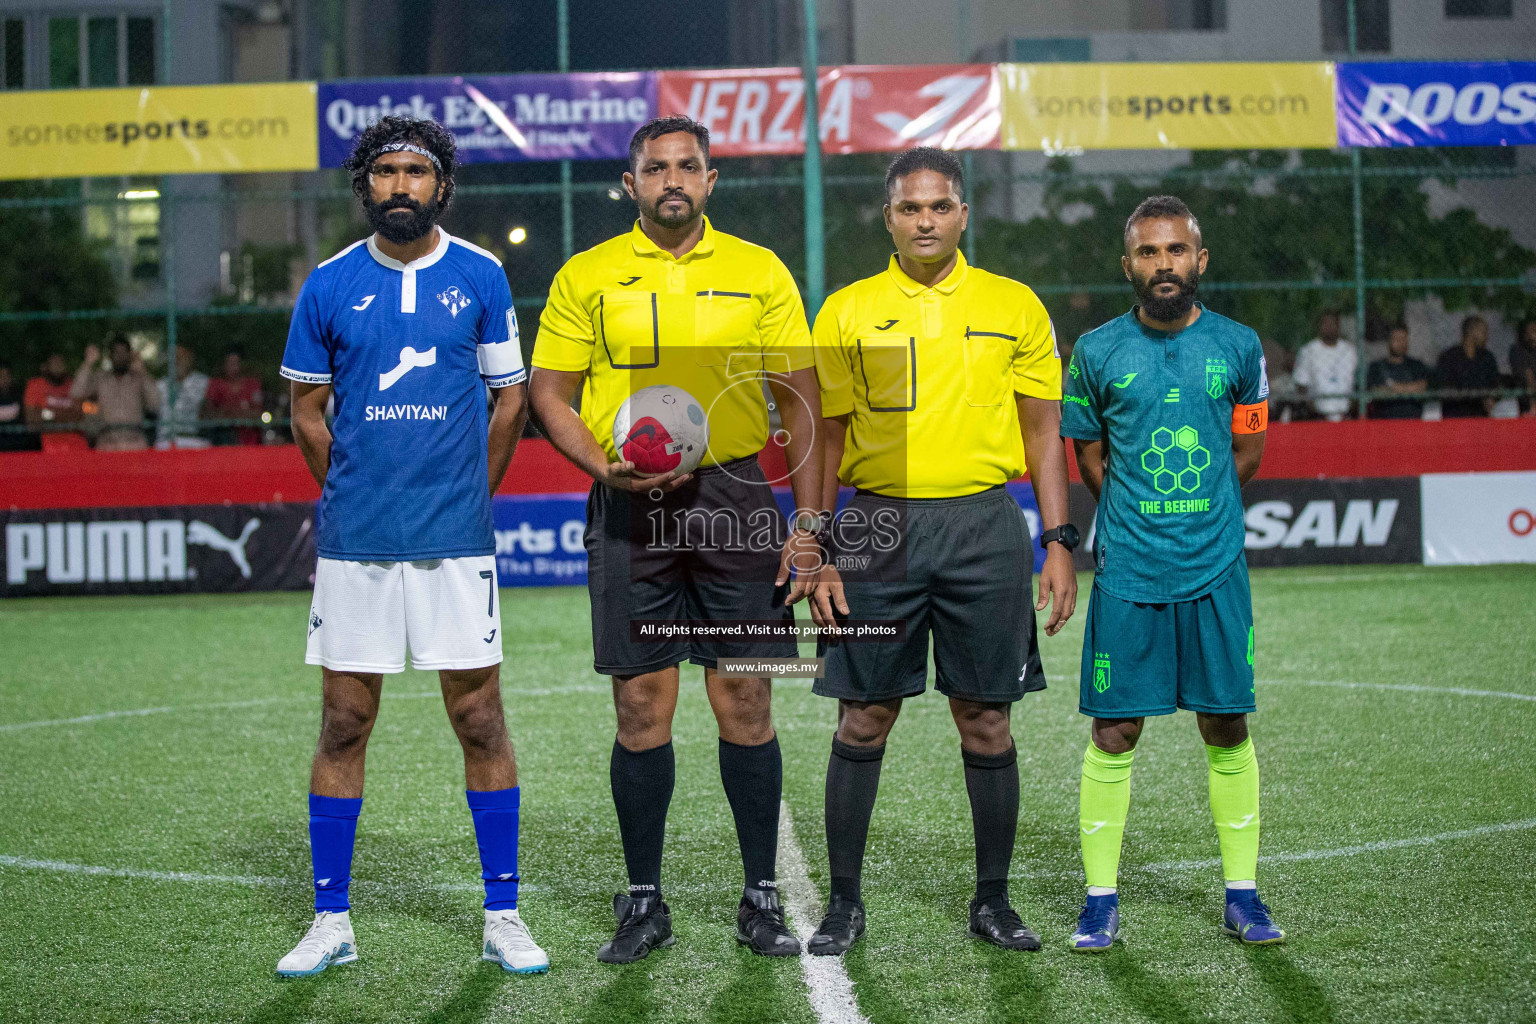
[610,738,674,899]
[825,734,886,904]
[719,735,783,892]
[963,744,1019,905]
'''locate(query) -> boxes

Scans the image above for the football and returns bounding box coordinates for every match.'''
[611,385,710,476]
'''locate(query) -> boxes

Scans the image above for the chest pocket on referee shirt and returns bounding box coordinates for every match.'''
[962,328,1014,407]
[694,289,757,373]
[598,291,661,369]
[857,336,917,412]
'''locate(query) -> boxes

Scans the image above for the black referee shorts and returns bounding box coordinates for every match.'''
[815,486,1046,705]
[583,455,798,676]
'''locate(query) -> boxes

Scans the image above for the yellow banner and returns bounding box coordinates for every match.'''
[1000,62,1337,151]
[0,82,318,180]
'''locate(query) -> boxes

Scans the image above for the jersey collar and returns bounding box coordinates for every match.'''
[886,251,969,297]
[366,226,451,272]
[1129,301,1206,339]
[629,216,716,262]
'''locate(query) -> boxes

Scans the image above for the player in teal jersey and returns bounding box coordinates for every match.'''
[1059,196,1282,950]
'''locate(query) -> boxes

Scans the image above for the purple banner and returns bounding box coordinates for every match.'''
[318,72,658,167]
[1337,61,1536,148]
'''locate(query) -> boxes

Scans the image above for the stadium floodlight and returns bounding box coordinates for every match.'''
[507,227,528,245]
[119,189,160,200]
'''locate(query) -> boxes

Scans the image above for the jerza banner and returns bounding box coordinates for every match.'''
[2,503,315,597]
[0,82,317,179]
[1336,61,1536,147]
[655,65,1000,156]
[1420,471,1536,565]
[318,73,656,167]
[999,61,1338,151]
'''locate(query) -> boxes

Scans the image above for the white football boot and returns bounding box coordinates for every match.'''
[482,908,549,973]
[276,910,358,977]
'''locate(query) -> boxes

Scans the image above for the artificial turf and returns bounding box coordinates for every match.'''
[0,564,1532,1024]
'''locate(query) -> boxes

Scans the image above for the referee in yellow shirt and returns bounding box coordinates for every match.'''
[805,147,1078,955]
[528,117,825,964]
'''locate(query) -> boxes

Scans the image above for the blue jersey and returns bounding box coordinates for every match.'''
[1061,305,1267,603]
[281,230,526,561]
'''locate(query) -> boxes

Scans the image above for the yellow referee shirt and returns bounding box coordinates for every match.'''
[533,217,813,466]
[813,253,1061,498]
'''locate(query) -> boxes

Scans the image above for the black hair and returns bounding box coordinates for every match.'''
[342,115,458,211]
[884,147,965,203]
[224,344,245,359]
[1461,313,1487,339]
[1516,312,1536,344]
[1319,309,1341,323]
[106,331,132,353]
[1124,194,1201,245]
[628,116,710,169]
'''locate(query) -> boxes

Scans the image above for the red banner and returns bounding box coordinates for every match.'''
[656,64,1000,157]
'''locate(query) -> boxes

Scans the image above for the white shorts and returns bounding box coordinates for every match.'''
[305,556,504,674]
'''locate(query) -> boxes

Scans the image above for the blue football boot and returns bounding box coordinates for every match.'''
[1222,889,1286,944]
[1069,892,1120,952]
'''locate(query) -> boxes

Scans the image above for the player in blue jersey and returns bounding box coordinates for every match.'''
[1061,196,1284,951]
[274,117,547,977]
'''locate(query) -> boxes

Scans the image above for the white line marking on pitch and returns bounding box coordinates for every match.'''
[778,799,872,1024]
[0,685,613,733]
[1133,817,1536,875]
[1270,679,1536,703]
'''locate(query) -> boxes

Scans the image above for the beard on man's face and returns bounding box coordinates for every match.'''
[364,193,440,244]
[641,188,703,229]
[1134,267,1200,322]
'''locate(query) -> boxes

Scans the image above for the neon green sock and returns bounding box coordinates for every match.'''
[1079,743,1135,890]
[1206,738,1261,884]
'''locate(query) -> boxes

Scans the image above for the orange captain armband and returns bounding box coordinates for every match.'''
[1232,401,1268,434]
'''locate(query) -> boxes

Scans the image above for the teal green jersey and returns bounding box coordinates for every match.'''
[1061,305,1268,603]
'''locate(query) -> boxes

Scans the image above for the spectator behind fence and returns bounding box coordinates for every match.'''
[203,347,264,445]
[1292,310,1357,421]
[1435,315,1500,418]
[1260,335,1297,422]
[1366,325,1431,419]
[1509,313,1536,415]
[71,334,160,450]
[24,352,87,451]
[0,361,26,451]
[157,345,210,448]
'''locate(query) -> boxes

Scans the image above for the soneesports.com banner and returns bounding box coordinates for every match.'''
[1000,61,1338,152]
[1420,471,1536,566]
[1,504,315,597]
[0,82,318,180]
[1336,61,1536,148]
[317,73,656,167]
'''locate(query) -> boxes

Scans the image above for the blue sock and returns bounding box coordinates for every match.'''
[308,793,362,913]
[467,787,520,911]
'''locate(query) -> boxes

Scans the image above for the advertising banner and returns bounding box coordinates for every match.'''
[0,82,318,180]
[492,494,589,587]
[1336,61,1536,148]
[1421,471,1536,565]
[999,61,1338,152]
[1068,477,1421,569]
[656,64,1000,156]
[318,73,656,167]
[2,503,314,597]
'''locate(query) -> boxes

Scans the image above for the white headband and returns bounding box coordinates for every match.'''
[374,142,442,172]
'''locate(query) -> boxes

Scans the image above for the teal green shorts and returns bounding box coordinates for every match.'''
[1079,564,1255,718]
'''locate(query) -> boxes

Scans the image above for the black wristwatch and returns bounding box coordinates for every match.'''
[1039,524,1081,552]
